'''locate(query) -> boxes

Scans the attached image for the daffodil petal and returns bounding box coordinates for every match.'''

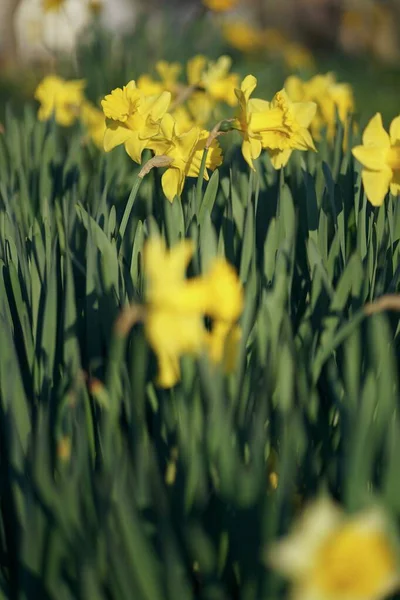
[362,168,392,206]
[389,116,400,145]
[362,113,390,148]
[103,124,132,152]
[162,167,184,202]
[291,101,317,128]
[352,145,388,171]
[124,135,147,164]
[269,148,292,169]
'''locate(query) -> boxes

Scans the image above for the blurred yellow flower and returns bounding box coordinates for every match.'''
[201,258,243,322]
[149,113,222,202]
[188,55,239,106]
[185,55,239,127]
[203,0,238,11]
[34,75,85,126]
[352,113,400,206]
[144,238,205,388]
[144,238,243,387]
[234,75,316,169]
[268,497,399,600]
[80,101,106,148]
[42,0,65,12]
[137,61,182,97]
[285,73,354,143]
[101,80,171,163]
[222,21,264,53]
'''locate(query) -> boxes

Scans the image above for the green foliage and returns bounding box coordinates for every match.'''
[0,98,400,600]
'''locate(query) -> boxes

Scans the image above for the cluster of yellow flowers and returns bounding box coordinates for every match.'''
[34,75,106,147]
[99,60,320,200]
[268,496,399,600]
[143,237,243,388]
[285,73,355,144]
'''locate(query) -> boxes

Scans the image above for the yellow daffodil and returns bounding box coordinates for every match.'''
[80,101,106,148]
[203,0,238,12]
[201,259,243,372]
[201,258,243,322]
[149,113,222,202]
[137,61,182,97]
[187,55,239,107]
[34,75,85,126]
[185,55,239,127]
[352,113,400,206]
[285,73,354,143]
[268,497,399,600]
[144,237,206,388]
[234,75,316,169]
[144,238,243,386]
[101,80,171,163]
[222,21,264,53]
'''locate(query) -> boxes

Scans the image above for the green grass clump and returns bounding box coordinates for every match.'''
[1,40,400,600]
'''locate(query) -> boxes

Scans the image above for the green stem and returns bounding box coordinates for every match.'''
[118,174,143,245]
[196,147,209,213]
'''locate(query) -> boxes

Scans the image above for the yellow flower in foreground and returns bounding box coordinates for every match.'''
[352,113,400,206]
[80,101,106,148]
[149,113,222,202]
[234,75,316,169]
[35,75,85,126]
[268,497,399,600]
[101,80,171,163]
[144,238,243,387]
[203,0,238,12]
[222,21,264,53]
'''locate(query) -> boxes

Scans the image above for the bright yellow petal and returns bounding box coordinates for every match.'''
[144,91,171,121]
[269,148,292,169]
[389,116,400,145]
[242,138,261,170]
[162,167,184,202]
[362,113,390,148]
[124,135,147,164]
[103,123,132,152]
[362,168,392,206]
[248,98,270,113]
[352,145,388,171]
[241,74,257,102]
[291,101,317,128]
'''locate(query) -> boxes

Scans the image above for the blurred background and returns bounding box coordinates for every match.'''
[0,0,400,122]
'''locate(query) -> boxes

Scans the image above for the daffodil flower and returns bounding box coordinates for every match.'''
[137,61,182,97]
[268,497,399,600]
[101,80,171,163]
[34,75,85,126]
[148,113,222,202]
[80,101,106,148]
[143,238,243,387]
[234,75,316,169]
[352,113,400,206]
[285,73,354,143]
